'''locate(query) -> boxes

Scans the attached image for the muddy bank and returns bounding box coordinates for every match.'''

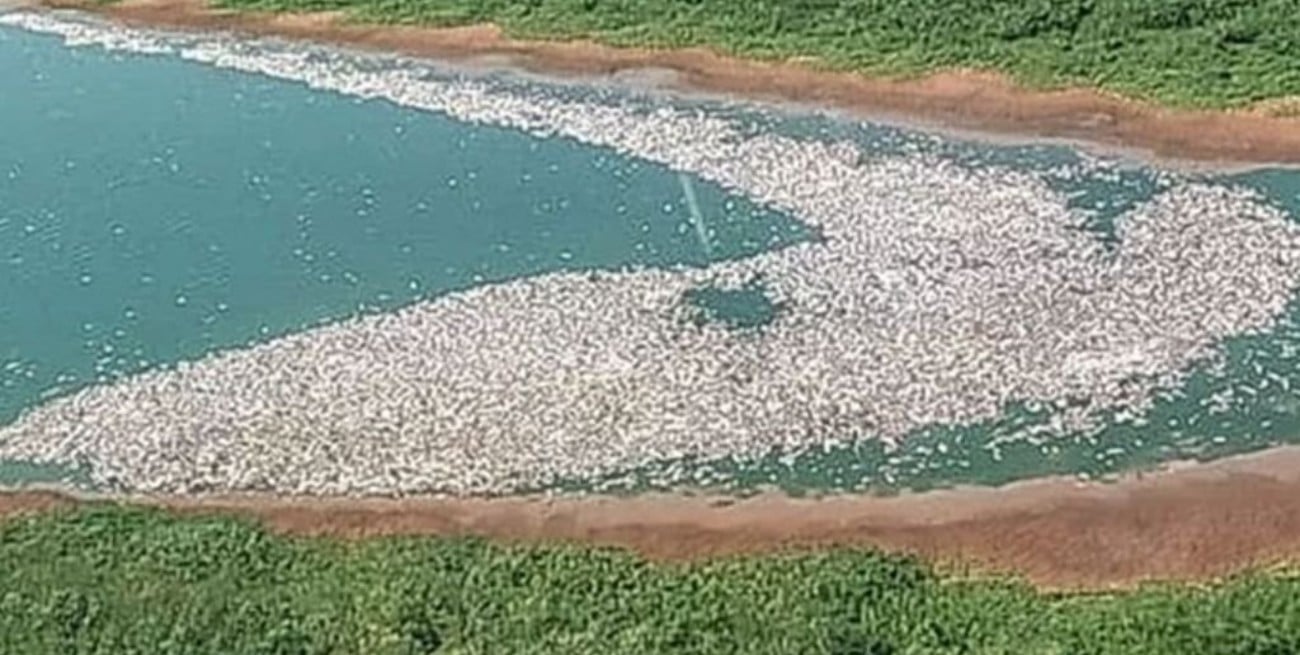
[5,446,1300,590]
[26,0,1300,168]
[5,0,1300,592]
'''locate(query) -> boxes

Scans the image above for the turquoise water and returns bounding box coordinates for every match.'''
[684,279,782,330]
[730,105,1169,246]
[4,21,1300,495]
[0,25,808,435]
[532,88,1300,495]
[567,165,1300,496]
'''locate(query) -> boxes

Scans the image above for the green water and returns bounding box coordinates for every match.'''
[0,26,807,419]
[0,25,811,486]
[0,460,89,489]
[531,97,1300,495]
[4,21,1300,495]
[685,279,782,330]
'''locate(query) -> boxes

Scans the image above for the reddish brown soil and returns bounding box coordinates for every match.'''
[7,0,1300,591]
[31,0,1300,167]
[6,447,1300,590]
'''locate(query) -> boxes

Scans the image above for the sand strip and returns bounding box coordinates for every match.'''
[6,445,1300,590]
[6,0,1300,591]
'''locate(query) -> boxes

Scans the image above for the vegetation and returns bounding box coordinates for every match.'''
[3,506,1300,654]
[205,0,1300,109]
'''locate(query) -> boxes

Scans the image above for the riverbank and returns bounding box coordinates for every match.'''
[8,505,1300,654]
[5,0,1300,594]
[28,0,1300,167]
[6,445,1300,590]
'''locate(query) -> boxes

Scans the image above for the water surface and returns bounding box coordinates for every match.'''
[4,19,1300,494]
[0,24,807,427]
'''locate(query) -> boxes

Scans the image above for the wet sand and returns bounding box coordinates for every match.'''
[29,0,1300,168]
[6,445,1300,590]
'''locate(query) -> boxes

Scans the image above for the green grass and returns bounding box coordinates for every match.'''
[3,506,1300,654]
[202,0,1300,109]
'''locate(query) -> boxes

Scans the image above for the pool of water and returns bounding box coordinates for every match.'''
[0,23,808,427]
[514,78,1300,495]
[567,165,1300,496]
[3,12,1300,495]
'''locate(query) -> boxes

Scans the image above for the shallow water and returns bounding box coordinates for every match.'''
[572,165,1300,496]
[526,85,1300,495]
[4,14,1300,495]
[0,24,807,429]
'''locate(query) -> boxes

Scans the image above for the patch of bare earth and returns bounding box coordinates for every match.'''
[34,0,1300,168]
[5,447,1300,590]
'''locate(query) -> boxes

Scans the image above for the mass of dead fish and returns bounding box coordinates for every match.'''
[2,11,1299,496]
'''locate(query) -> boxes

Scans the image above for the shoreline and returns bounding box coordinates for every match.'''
[5,0,1300,591]
[22,0,1300,169]
[7,444,1300,589]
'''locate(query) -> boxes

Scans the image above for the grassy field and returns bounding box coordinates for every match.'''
[203,0,1300,109]
[2,506,1299,654]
